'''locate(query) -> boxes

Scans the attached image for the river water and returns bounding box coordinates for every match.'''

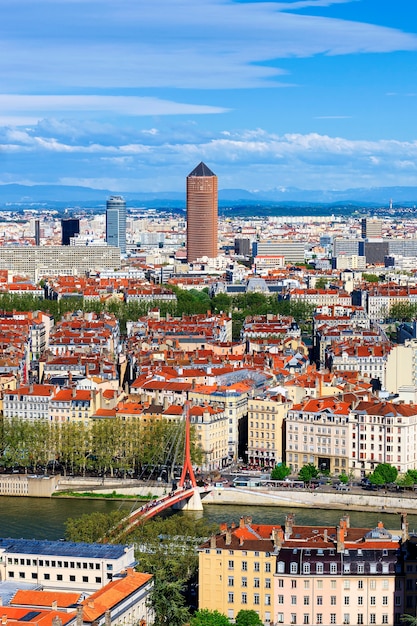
[2,497,417,540]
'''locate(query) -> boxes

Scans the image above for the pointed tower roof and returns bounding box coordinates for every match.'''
[188,162,216,177]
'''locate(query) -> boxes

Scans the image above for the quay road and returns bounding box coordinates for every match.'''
[54,475,417,515]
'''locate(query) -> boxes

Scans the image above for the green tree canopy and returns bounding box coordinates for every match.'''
[235,610,263,626]
[298,463,319,483]
[189,609,231,626]
[369,463,398,486]
[271,463,291,481]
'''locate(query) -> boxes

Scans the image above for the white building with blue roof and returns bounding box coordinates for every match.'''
[0,539,135,593]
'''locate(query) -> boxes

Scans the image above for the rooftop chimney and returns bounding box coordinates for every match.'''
[225,529,232,546]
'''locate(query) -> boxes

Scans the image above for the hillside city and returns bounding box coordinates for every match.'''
[4,175,417,626]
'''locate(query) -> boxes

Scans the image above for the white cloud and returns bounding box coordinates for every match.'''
[1,0,416,92]
[0,95,227,118]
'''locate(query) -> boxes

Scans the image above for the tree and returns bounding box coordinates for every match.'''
[298,463,319,483]
[369,463,398,487]
[401,616,417,626]
[271,463,291,481]
[150,579,190,626]
[235,610,263,626]
[190,609,231,626]
[339,471,349,485]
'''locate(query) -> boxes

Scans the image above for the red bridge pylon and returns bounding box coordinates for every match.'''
[179,401,197,488]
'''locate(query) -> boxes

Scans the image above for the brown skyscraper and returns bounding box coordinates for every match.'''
[186,162,218,262]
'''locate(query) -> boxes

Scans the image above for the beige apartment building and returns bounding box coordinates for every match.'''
[247,394,291,468]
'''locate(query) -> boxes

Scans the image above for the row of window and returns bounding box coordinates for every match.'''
[8,571,109,583]
[227,561,270,572]
[277,561,391,575]
[228,593,270,605]
[7,558,112,570]
[279,595,390,606]
[277,579,390,590]
[279,613,389,624]
[228,577,271,588]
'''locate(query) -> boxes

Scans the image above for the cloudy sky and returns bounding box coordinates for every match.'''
[1,0,417,193]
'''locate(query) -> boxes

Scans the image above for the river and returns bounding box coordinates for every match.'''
[2,496,417,540]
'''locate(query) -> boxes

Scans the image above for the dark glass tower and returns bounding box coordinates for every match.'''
[61,218,80,246]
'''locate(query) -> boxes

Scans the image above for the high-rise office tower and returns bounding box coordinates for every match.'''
[186,162,218,262]
[106,196,126,254]
[61,218,80,246]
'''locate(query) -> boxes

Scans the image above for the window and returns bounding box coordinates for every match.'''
[228,577,234,587]
[278,579,284,588]
[303,615,309,624]
[57,574,63,581]
[8,572,14,578]
[229,560,234,570]
[316,563,324,574]
[31,573,38,579]
[304,596,310,605]
[317,615,323,624]
[344,581,350,590]
[330,616,336,625]
[44,573,50,580]
[292,580,297,589]
[254,562,260,572]
[357,563,364,573]
[317,597,323,605]
[331,596,336,605]
[70,575,75,582]
[291,596,297,605]
[317,580,323,589]
[278,595,284,605]
[277,561,285,573]
[330,563,337,573]
[277,613,284,624]
[370,597,376,606]
[291,614,297,625]
[303,563,310,574]
[242,561,247,571]
[304,580,310,589]
[383,596,388,605]
[242,593,247,604]
[19,572,25,579]
[343,614,350,624]
[358,580,363,589]
[254,594,260,605]
[265,562,271,572]
[228,593,234,603]
[254,578,260,588]
[82,576,88,583]
[265,578,271,589]
[242,577,247,587]
[370,615,376,624]
[344,597,350,606]
[265,595,271,606]
[291,562,298,574]
[357,615,363,625]
[382,616,388,624]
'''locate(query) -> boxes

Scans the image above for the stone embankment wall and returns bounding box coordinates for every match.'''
[201,486,417,514]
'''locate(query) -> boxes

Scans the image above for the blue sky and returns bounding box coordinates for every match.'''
[1,0,417,193]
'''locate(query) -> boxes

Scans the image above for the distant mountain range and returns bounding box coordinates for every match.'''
[1,183,417,210]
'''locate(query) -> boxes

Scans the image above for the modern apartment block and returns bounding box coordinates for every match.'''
[198,514,406,626]
[186,162,218,262]
[0,246,121,280]
[106,195,126,254]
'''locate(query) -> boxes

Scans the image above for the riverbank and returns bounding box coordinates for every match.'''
[2,474,417,515]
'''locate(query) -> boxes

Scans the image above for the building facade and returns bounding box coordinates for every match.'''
[186,162,218,262]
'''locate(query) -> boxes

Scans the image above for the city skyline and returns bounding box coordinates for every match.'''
[1,0,417,193]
